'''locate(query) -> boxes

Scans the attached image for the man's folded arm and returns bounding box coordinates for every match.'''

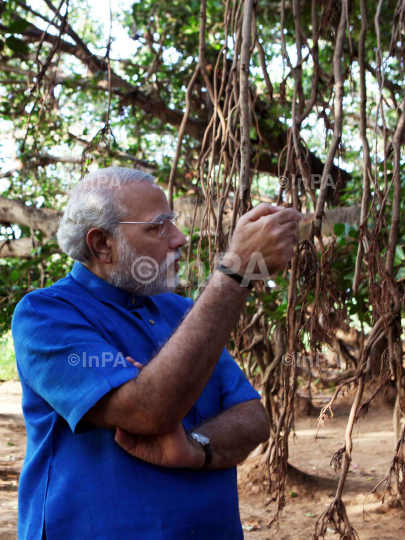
[188,346,269,469]
[113,398,270,470]
[191,399,270,470]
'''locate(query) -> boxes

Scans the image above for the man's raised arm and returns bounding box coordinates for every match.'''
[83,204,301,435]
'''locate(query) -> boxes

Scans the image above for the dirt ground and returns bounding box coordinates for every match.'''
[0,381,404,539]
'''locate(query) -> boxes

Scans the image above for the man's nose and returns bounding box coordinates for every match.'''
[169,225,187,250]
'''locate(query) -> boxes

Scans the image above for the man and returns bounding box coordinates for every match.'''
[12,167,301,540]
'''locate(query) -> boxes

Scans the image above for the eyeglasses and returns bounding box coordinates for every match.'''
[118,214,178,237]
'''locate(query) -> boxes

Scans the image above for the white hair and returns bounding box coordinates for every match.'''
[57,167,155,264]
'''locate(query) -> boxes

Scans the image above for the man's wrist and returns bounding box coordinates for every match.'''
[220,253,256,287]
[210,267,251,296]
[220,252,243,273]
[216,263,253,290]
[220,252,267,286]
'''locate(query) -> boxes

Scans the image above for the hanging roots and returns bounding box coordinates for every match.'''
[313,497,360,540]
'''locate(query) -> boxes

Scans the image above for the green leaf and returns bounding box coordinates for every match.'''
[10,270,19,282]
[337,236,346,247]
[183,27,198,35]
[249,127,258,139]
[333,223,346,236]
[276,302,288,313]
[396,266,405,281]
[8,19,30,33]
[275,275,289,288]
[395,245,404,261]
[6,36,29,55]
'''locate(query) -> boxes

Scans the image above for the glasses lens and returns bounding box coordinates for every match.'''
[159,219,170,236]
[159,216,177,236]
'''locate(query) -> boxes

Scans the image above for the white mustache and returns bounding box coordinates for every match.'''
[167,249,182,264]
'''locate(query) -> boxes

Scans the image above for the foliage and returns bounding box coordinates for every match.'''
[0,330,17,381]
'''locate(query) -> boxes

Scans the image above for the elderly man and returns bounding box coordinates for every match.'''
[12,167,301,540]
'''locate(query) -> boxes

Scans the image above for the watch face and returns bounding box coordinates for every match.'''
[193,433,210,446]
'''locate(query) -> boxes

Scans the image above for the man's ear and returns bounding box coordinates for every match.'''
[86,228,114,264]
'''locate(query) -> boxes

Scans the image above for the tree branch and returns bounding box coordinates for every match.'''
[2,13,351,187]
[0,196,60,236]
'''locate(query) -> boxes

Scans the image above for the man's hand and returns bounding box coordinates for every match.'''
[222,203,302,279]
[115,365,268,471]
[115,423,205,469]
[115,357,204,468]
[115,399,269,471]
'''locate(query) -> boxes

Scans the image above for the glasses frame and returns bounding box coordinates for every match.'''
[118,214,178,237]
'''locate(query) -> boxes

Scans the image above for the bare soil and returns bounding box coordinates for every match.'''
[0,381,403,539]
[239,390,404,539]
[0,381,25,540]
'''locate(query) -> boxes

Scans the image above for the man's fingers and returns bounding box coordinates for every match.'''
[269,208,302,225]
[115,427,137,454]
[282,220,299,237]
[126,356,144,370]
[242,203,285,224]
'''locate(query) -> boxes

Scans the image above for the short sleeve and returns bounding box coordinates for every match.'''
[11,292,140,434]
[217,349,261,411]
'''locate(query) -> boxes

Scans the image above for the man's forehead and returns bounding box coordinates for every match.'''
[116,180,170,218]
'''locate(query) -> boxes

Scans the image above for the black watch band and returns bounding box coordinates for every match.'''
[190,433,213,470]
[216,263,253,290]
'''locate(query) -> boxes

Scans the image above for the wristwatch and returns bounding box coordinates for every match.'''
[190,432,212,470]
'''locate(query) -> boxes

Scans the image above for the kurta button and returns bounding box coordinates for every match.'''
[131,298,136,305]
[148,319,155,325]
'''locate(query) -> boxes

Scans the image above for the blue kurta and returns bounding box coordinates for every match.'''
[11,261,260,539]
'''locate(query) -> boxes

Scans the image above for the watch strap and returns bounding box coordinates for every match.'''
[191,433,213,470]
[216,263,253,290]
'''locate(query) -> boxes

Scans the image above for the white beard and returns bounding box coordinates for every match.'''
[106,231,181,296]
